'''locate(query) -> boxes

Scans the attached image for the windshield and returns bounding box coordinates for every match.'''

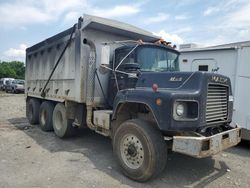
[115,46,179,72]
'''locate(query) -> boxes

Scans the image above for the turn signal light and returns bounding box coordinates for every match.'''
[156,98,162,106]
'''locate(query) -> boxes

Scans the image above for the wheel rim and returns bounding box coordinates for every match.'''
[54,110,63,130]
[40,109,47,126]
[120,134,144,169]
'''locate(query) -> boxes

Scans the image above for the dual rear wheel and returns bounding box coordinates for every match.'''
[52,103,75,138]
[27,98,74,138]
[39,101,54,131]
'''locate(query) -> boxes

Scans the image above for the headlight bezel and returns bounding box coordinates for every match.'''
[173,100,199,121]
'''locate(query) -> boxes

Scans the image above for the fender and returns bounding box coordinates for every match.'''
[112,89,172,130]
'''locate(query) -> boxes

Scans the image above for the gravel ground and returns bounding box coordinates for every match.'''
[0,93,249,188]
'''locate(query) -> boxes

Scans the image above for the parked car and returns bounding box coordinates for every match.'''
[5,79,25,93]
[0,79,3,90]
[0,78,15,91]
[5,80,15,93]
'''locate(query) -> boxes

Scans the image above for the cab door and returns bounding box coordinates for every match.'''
[191,59,217,72]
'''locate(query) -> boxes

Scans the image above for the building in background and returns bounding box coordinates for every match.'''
[180,41,250,140]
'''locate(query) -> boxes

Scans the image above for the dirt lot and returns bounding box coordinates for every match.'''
[0,93,249,188]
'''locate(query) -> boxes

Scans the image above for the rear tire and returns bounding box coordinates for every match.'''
[113,119,167,182]
[27,98,40,125]
[52,103,75,138]
[39,101,55,131]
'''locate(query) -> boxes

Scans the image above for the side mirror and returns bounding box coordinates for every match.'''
[99,45,110,74]
[101,45,110,66]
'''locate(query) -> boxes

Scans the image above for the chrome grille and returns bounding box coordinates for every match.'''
[206,84,228,124]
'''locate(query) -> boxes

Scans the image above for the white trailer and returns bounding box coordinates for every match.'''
[180,42,250,140]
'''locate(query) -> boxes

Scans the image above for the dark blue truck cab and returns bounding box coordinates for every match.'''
[108,43,240,181]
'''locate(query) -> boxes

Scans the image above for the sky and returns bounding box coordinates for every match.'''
[1,0,250,62]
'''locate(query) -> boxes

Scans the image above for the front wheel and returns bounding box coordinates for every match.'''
[113,119,167,182]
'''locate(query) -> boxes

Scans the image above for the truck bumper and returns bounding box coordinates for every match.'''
[172,126,241,158]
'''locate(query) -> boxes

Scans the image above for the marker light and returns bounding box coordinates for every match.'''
[156,98,162,106]
[152,84,158,92]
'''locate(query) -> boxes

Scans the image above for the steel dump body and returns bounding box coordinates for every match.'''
[25,15,159,105]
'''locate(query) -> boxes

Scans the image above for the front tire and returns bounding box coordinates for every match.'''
[52,103,75,138]
[113,119,167,182]
[39,101,55,131]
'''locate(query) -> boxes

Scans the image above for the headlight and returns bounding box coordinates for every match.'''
[176,104,185,116]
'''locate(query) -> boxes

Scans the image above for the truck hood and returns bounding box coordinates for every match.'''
[136,72,195,89]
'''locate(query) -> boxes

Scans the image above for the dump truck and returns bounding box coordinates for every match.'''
[25,15,241,182]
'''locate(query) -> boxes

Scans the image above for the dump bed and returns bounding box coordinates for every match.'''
[25,15,159,105]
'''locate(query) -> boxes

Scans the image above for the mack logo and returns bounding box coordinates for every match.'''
[211,76,228,83]
[169,77,183,82]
